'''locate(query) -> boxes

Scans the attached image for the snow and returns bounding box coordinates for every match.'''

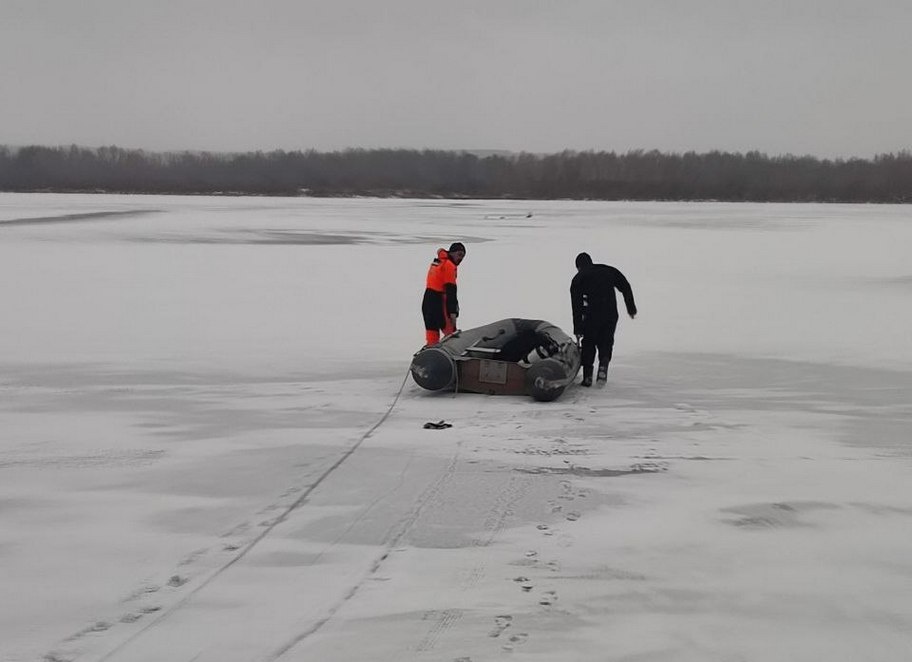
[1,193,911,662]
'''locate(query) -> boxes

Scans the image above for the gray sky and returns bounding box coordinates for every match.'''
[2,0,910,158]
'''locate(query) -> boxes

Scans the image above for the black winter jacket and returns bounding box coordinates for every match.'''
[570,264,637,334]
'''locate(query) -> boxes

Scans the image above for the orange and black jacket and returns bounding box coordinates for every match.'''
[421,248,459,328]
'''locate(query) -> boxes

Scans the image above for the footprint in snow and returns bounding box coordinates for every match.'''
[539,590,558,606]
[178,548,207,566]
[502,632,529,651]
[126,584,160,600]
[488,615,513,637]
[512,575,534,592]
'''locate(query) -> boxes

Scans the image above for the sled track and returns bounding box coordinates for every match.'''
[268,448,531,660]
[93,368,414,662]
[265,446,463,661]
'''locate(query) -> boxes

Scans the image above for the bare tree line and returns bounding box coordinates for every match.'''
[1,144,910,202]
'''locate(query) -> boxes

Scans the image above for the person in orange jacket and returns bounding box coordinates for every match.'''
[422,242,466,346]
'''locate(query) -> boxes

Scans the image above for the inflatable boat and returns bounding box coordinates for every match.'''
[410,318,581,401]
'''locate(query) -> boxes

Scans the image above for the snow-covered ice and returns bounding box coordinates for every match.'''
[1,194,911,661]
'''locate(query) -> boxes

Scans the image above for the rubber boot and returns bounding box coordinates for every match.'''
[581,367,593,387]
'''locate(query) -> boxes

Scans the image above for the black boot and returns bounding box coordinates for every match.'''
[581,368,593,387]
[596,363,608,386]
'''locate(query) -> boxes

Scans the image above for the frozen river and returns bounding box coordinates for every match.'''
[1,194,911,661]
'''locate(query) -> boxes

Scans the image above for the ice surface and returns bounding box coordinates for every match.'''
[1,194,911,661]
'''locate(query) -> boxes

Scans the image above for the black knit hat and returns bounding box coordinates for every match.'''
[449,242,466,253]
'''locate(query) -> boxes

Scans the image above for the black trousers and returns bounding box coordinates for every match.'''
[422,289,446,330]
[580,316,618,375]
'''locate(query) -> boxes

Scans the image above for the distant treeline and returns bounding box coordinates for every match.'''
[1,144,911,202]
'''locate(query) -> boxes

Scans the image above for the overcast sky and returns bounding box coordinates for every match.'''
[2,0,910,158]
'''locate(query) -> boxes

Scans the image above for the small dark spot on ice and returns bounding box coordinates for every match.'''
[167,575,187,587]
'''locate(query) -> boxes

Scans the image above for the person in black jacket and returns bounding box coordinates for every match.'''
[570,252,637,387]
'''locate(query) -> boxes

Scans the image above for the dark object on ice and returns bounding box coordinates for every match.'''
[411,318,581,402]
[423,420,453,429]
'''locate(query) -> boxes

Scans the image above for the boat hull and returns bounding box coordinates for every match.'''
[411,318,581,402]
